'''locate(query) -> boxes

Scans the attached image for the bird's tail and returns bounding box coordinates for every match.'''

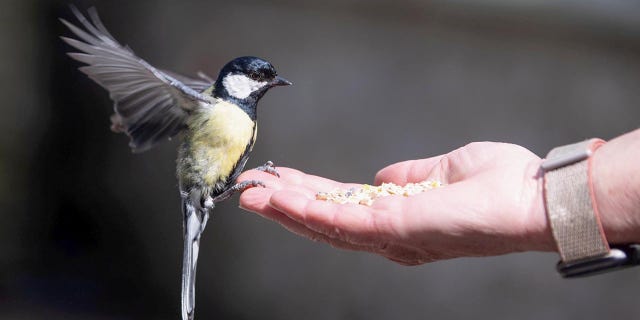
[181,197,210,320]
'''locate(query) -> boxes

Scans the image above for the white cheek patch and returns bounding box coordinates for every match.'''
[222,74,268,99]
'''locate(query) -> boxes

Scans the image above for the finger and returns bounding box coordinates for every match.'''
[380,244,445,265]
[238,168,314,196]
[239,185,278,213]
[269,190,398,247]
[240,188,383,252]
[239,177,367,222]
[375,156,444,185]
[262,206,381,252]
[240,166,357,195]
[240,186,314,236]
[275,168,362,196]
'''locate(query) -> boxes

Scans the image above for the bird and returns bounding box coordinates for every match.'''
[60,6,291,320]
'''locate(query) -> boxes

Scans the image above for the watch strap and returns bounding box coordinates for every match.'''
[542,139,608,263]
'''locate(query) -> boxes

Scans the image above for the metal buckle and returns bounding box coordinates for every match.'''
[557,244,640,278]
[541,146,592,171]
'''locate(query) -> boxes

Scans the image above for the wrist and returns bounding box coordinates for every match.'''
[540,135,640,277]
[592,130,640,244]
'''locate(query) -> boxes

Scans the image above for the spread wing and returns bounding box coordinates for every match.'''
[60,6,214,153]
[162,69,215,94]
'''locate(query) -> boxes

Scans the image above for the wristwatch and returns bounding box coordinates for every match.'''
[542,139,640,278]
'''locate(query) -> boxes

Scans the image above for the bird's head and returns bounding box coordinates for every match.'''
[214,56,291,103]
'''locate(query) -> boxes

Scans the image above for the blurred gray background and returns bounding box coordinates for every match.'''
[1,0,639,319]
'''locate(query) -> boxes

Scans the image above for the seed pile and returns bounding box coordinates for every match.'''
[316,180,443,206]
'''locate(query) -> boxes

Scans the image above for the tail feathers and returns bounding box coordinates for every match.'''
[181,198,210,320]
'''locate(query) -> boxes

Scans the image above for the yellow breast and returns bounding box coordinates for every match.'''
[182,100,257,188]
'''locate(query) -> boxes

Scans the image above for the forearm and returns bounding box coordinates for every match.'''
[593,128,640,244]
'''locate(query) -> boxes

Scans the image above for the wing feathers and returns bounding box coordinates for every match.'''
[61,6,214,152]
[160,69,214,94]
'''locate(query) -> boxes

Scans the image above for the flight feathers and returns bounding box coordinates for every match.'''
[61,6,214,152]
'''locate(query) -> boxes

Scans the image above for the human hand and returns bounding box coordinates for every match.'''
[239,142,555,265]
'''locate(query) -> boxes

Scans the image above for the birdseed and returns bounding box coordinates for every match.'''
[316,180,443,206]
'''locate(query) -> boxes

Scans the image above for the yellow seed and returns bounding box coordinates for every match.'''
[315,179,444,206]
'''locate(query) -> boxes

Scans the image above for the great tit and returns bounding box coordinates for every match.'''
[60,7,291,320]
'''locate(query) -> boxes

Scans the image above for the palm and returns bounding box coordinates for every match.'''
[239,142,553,265]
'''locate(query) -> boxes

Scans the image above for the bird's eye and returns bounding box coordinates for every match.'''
[249,72,261,81]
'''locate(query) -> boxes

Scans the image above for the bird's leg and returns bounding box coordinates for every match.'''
[209,161,279,204]
[255,160,280,177]
[211,180,266,204]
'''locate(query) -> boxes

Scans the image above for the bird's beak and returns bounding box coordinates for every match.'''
[271,76,292,87]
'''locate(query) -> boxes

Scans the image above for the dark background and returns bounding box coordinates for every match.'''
[1,0,639,319]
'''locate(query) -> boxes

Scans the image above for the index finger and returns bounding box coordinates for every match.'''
[269,189,400,246]
[239,166,362,198]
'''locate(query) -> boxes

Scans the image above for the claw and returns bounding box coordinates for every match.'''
[255,160,280,178]
[233,179,266,191]
[211,179,266,203]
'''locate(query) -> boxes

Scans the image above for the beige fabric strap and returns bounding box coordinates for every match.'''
[542,139,609,263]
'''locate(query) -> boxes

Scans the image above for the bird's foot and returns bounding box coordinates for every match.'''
[255,160,280,178]
[233,179,267,190]
[211,180,266,203]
